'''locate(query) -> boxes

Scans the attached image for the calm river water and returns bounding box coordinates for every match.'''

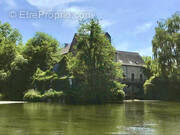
[0,101,180,135]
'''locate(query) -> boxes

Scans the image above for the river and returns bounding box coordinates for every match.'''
[0,101,180,135]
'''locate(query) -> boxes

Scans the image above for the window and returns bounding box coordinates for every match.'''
[131,73,134,81]
[123,73,126,80]
[140,74,143,81]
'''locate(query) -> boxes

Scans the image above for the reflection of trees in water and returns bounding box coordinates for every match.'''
[123,101,149,135]
[22,103,128,135]
[1,102,180,135]
[144,101,180,135]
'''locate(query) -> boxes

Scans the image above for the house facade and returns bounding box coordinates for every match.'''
[115,51,145,98]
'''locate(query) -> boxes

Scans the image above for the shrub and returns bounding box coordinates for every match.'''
[143,75,180,100]
[42,89,64,102]
[143,75,167,100]
[116,90,125,101]
[110,81,126,101]
[23,89,42,102]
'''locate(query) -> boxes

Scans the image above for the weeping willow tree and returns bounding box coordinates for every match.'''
[144,13,180,100]
[152,13,180,79]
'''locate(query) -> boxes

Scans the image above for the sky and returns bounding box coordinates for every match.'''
[0,0,179,56]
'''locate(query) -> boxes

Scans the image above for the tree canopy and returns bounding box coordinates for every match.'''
[152,13,180,78]
[67,19,124,103]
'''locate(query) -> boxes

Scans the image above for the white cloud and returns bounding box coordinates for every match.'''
[135,22,153,34]
[26,0,87,9]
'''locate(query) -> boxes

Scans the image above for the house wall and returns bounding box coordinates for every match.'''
[121,65,145,99]
[122,65,145,81]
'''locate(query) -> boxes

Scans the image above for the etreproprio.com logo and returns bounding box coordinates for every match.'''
[8,9,96,20]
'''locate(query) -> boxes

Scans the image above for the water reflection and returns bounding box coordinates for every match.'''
[0,101,180,135]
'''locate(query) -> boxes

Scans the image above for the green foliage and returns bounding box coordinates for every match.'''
[152,13,180,78]
[0,25,61,100]
[23,89,42,102]
[0,21,22,45]
[32,68,70,92]
[24,32,60,70]
[32,68,57,92]
[144,75,158,99]
[142,56,159,78]
[42,89,64,102]
[23,89,64,102]
[144,75,180,100]
[110,81,126,101]
[66,19,124,103]
[0,21,26,100]
[116,90,125,101]
[0,19,125,103]
[143,13,180,101]
[0,93,3,100]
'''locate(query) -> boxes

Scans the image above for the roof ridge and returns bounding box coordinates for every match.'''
[116,50,139,54]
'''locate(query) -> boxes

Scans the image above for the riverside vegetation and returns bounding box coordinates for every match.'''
[0,13,179,103]
[143,13,180,101]
[0,19,125,104]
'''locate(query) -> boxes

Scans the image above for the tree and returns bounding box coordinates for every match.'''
[67,19,124,103]
[144,13,180,101]
[0,21,22,71]
[23,32,60,71]
[0,29,61,99]
[152,13,180,78]
[142,56,159,78]
[0,21,23,98]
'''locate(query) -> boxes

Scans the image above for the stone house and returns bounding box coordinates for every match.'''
[115,51,145,98]
[56,33,146,98]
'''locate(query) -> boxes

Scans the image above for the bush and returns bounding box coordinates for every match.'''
[143,75,167,100]
[42,89,64,102]
[110,81,126,101]
[144,75,156,99]
[144,75,180,100]
[116,90,125,101]
[23,89,42,102]
[23,89,64,102]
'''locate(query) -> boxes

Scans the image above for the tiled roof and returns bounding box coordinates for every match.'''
[60,33,145,67]
[116,51,145,67]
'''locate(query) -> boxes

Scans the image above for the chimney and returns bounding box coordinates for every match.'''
[64,43,69,47]
[105,32,111,43]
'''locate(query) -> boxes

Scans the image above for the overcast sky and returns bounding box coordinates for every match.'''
[0,0,179,56]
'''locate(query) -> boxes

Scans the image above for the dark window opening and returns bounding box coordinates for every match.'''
[140,74,143,81]
[131,73,134,81]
